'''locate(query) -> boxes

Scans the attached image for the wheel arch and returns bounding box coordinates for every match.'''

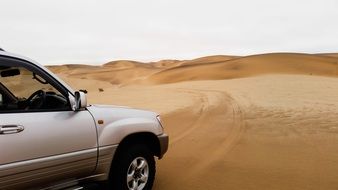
[113,132,161,161]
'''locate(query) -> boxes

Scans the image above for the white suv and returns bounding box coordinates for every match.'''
[0,50,168,190]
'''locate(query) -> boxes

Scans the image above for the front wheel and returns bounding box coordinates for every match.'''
[109,144,156,190]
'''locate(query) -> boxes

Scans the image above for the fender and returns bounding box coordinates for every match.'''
[87,104,163,147]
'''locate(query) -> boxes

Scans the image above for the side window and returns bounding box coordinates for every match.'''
[0,65,70,112]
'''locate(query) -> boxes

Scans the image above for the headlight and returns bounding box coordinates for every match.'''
[156,115,164,129]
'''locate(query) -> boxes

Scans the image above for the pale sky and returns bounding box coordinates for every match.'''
[0,0,337,65]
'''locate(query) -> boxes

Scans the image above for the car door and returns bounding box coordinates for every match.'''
[0,57,98,189]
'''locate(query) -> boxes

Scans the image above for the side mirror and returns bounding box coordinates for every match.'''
[70,91,87,111]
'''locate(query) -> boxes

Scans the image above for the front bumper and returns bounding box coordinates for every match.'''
[157,133,169,159]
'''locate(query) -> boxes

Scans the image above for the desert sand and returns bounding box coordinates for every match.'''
[50,53,338,189]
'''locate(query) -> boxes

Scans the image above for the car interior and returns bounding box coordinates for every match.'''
[0,66,70,112]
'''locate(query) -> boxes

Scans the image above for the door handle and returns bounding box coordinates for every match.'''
[0,125,24,134]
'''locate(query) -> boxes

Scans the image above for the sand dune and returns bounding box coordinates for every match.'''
[144,53,338,84]
[49,61,160,85]
[319,53,338,58]
[53,52,338,189]
[50,53,338,86]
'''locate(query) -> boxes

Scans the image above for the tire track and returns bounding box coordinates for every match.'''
[164,88,246,176]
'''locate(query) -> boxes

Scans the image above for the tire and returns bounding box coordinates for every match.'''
[108,144,156,190]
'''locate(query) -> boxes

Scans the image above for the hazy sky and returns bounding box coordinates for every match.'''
[0,0,337,65]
